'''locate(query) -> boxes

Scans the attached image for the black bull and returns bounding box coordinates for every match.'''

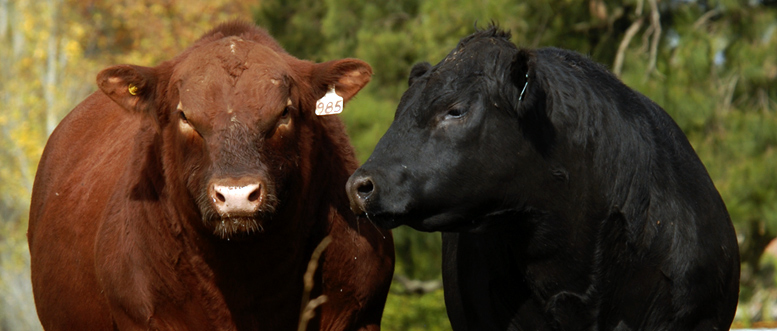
[346,27,739,330]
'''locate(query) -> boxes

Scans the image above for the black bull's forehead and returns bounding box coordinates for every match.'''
[428,39,518,89]
[395,39,519,124]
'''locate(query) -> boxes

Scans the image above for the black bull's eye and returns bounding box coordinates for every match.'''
[445,106,467,119]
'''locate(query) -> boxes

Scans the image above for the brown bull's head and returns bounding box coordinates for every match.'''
[97,28,371,239]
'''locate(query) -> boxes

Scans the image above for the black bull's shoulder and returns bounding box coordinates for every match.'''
[346,26,739,330]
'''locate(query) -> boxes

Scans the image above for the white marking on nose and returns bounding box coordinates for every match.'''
[212,183,261,215]
[230,41,236,54]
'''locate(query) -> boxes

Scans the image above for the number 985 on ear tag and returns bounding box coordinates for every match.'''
[315,86,344,116]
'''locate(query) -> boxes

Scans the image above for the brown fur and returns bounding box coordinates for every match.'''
[28,21,394,330]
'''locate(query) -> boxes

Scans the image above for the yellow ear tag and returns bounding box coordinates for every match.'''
[128,84,139,96]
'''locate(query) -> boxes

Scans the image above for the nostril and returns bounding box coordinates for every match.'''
[215,191,226,203]
[356,178,374,198]
[247,187,261,202]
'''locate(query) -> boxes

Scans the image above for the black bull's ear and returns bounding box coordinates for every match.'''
[510,49,536,112]
[408,62,431,86]
[510,49,556,156]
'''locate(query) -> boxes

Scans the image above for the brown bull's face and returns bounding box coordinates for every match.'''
[170,38,298,238]
[97,34,373,240]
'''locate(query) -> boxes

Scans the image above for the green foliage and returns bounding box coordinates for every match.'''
[382,286,449,331]
[253,0,327,61]
[339,87,396,161]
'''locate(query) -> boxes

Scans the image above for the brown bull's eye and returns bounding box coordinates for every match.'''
[280,107,290,118]
[179,111,189,124]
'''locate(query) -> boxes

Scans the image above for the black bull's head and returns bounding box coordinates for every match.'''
[346,29,562,232]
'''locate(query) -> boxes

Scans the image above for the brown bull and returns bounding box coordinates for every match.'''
[28,21,394,330]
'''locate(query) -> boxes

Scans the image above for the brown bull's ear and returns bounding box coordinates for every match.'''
[311,59,372,103]
[97,65,159,114]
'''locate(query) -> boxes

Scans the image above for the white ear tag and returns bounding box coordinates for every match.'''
[315,85,344,116]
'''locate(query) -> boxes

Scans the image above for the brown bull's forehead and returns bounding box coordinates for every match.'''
[174,37,292,123]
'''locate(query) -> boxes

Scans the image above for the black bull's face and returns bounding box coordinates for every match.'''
[347,38,551,232]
